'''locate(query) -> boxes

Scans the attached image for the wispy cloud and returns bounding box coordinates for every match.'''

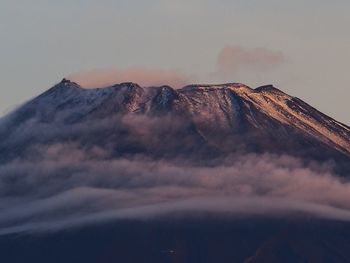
[215,45,285,78]
[0,112,350,234]
[67,67,195,88]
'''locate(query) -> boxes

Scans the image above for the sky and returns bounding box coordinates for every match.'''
[0,0,349,124]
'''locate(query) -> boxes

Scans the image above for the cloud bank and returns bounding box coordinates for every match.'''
[1,131,350,235]
[67,67,194,89]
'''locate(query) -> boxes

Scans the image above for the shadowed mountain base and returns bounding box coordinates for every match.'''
[2,217,350,263]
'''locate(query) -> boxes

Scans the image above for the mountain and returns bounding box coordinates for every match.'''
[1,78,349,173]
[1,79,350,263]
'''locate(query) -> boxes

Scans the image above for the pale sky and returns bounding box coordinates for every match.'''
[1,0,349,124]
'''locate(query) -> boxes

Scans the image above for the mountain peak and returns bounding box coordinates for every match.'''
[59,78,80,87]
[60,78,71,84]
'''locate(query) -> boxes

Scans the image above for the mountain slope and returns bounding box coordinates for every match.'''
[1,79,350,262]
[1,79,349,173]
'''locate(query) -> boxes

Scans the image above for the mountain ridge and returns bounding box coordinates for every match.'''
[1,79,349,174]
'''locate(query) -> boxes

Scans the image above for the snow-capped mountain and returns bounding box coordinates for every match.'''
[1,78,349,173]
[2,79,350,263]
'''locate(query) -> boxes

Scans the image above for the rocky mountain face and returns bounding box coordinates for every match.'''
[1,79,349,173]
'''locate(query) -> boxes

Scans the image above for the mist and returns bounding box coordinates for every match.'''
[67,67,194,89]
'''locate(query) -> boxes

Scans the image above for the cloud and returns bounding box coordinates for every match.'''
[0,140,350,234]
[64,46,283,89]
[67,67,194,88]
[215,45,285,77]
[1,106,350,235]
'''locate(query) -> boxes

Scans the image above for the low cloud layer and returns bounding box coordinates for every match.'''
[216,45,285,77]
[1,139,350,235]
[67,67,194,88]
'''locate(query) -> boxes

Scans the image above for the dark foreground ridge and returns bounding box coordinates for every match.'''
[2,218,350,263]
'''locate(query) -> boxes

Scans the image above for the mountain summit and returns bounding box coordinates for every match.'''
[1,80,349,173]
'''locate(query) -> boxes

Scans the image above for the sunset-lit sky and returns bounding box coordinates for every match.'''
[1,0,349,124]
